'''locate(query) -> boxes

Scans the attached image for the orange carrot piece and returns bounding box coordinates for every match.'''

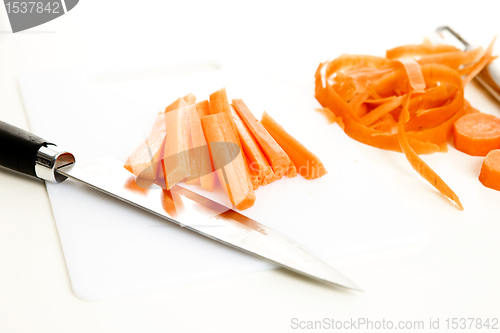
[160,189,184,218]
[314,107,337,124]
[398,59,426,94]
[286,160,297,178]
[195,100,210,118]
[185,121,200,186]
[261,170,281,186]
[361,96,404,126]
[165,97,188,113]
[185,105,217,191]
[162,107,192,189]
[417,48,484,69]
[209,88,241,138]
[260,111,327,180]
[365,96,397,105]
[396,89,463,209]
[232,99,290,177]
[463,37,496,86]
[315,39,496,208]
[453,113,500,156]
[386,43,459,59]
[124,176,150,197]
[479,150,500,191]
[183,93,196,105]
[243,153,260,190]
[398,113,463,210]
[230,105,272,179]
[201,113,255,210]
[124,113,166,179]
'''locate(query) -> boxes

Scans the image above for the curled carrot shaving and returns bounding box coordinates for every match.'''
[398,58,426,93]
[316,38,496,210]
[463,37,496,86]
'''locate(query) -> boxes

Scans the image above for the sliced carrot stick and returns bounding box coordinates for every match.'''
[185,122,200,186]
[208,88,241,140]
[261,170,281,186]
[232,99,290,177]
[230,105,272,179]
[243,153,260,190]
[165,97,188,113]
[260,111,327,180]
[453,113,500,156]
[162,106,192,189]
[201,113,255,210]
[183,93,196,105]
[479,150,500,191]
[124,113,166,179]
[195,100,210,118]
[185,105,217,191]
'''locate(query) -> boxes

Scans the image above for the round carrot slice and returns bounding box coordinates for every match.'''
[453,113,500,156]
[479,150,500,191]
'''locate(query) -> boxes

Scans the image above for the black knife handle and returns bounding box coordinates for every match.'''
[0,120,74,183]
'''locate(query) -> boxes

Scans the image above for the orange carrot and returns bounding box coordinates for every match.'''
[232,99,290,177]
[195,100,210,118]
[243,153,260,190]
[230,105,272,180]
[386,44,459,59]
[160,189,184,218]
[165,97,188,113]
[162,106,192,189]
[463,37,496,86]
[479,149,500,191]
[361,96,403,126]
[124,176,150,196]
[185,120,200,186]
[397,103,463,210]
[260,111,327,179]
[209,88,241,139]
[124,113,166,179]
[417,48,484,69]
[286,160,297,178]
[185,105,217,191]
[453,113,500,156]
[397,59,426,93]
[183,93,197,105]
[315,42,478,209]
[201,112,255,210]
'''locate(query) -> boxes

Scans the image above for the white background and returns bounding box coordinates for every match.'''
[1,1,500,332]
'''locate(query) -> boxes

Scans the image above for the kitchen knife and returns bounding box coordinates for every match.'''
[0,120,361,291]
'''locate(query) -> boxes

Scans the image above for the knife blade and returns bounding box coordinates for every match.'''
[0,120,361,291]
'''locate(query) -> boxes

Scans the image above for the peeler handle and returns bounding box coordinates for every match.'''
[475,64,500,103]
[0,120,74,183]
[436,26,500,104]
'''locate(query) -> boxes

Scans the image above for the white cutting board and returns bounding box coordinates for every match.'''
[18,62,424,301]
